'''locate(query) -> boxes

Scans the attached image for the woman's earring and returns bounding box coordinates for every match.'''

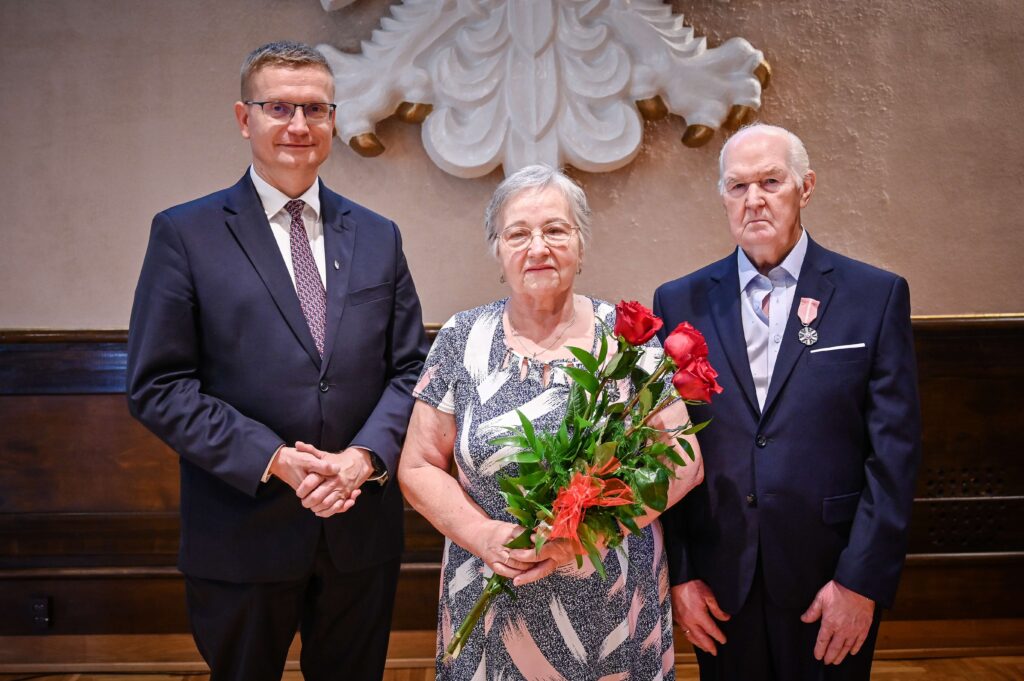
[499,272,506,284]
[576,264,583,275]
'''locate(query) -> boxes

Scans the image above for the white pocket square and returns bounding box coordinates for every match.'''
[809,342,866,354]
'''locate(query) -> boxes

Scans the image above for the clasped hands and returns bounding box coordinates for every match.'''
[269,441,374,518]
[473,519,581,587]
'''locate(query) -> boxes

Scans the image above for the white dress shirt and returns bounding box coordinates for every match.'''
[737,229,809,410]
[249,166,327,289]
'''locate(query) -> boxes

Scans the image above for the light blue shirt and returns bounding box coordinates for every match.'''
[737,229,809,410]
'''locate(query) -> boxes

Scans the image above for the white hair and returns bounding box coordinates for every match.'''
[484,165,592,257]
[717,124,811,193]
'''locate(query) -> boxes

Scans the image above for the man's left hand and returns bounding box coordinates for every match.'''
[800,580,875,665]
[294,442,374,517]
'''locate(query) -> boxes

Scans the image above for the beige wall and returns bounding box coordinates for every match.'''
[1,0,1021,329]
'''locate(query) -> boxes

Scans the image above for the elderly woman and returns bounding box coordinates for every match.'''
[399,165,703,680]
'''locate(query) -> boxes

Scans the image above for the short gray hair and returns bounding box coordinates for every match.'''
[484,165,592,256]
[718,124,811,193]
[240,41,333,100]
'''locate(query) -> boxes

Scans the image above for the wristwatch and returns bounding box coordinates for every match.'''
[366,452,389,486]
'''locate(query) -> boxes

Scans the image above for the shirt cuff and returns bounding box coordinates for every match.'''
[261,444,286,483]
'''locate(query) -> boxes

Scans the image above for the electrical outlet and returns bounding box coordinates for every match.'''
[30,596,51,632]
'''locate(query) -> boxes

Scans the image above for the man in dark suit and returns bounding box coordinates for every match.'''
[653,124,920,680]
[127,41,428,680]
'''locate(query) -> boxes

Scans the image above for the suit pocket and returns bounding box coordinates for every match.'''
[822,491,860,524]
[348,281,393,306]
[807,345,869,365]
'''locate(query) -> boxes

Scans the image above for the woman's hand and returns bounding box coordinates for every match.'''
[506,537,578,586]
[471,520,536,580]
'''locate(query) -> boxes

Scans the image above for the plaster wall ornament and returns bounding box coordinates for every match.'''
[318,0,770,178]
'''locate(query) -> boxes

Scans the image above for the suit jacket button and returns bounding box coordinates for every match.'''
[755,434,768,448]
[746,493,757,507]
[319,380,329,393]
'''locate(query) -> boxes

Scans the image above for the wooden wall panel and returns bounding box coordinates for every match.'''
[1,319,1021,638]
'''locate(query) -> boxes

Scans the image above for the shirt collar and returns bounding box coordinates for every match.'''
[737,228,809,291]
[249,165,321,222]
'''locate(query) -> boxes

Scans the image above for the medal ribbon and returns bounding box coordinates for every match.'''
[797,297,820,326]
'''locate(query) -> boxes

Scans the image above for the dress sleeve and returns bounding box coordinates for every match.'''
[412,316,460,414]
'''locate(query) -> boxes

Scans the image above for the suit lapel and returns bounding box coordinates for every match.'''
[223,175,322,369]
[320,184,356,377]
[761,237,835,419]
[707,254,760,418]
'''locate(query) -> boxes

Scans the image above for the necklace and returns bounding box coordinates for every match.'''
[507,300,577,361]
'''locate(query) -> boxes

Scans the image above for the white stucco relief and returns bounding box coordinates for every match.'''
[319,0,769,178]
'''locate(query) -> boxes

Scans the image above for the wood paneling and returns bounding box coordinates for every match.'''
[1,319,1022,643]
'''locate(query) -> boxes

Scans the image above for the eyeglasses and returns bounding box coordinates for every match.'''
[499,222,578,250]
[244,100,337,123]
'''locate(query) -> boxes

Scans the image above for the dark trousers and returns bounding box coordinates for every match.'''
[185,540,400,681]
[695,555,882,681]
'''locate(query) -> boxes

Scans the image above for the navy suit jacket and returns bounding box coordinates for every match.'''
[653,236,920,612]
[127,173,428,583]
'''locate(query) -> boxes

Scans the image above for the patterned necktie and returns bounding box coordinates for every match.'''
[284,199,326,356]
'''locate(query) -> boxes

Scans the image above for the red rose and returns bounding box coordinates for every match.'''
[664,321,709,367]
[614,300,664,346]
[672,356,724,403]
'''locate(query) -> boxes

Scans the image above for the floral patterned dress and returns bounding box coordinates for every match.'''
[413,297,675,681]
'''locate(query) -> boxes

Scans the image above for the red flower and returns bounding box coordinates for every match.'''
[664,322,709,367]
[549,458,635,552]
[614,301,664,346]
[672,356,724,403]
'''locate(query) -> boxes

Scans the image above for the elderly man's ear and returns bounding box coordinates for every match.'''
[799,170,817,207]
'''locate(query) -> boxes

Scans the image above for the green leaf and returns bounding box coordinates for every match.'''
[562,365,600,394]
[504,528,533,549]
[498,476,523,497]
[676,437,696,462]
[597,332,609,367]
[636,467,669,512]
[648,379,666,405]
[579,524,607,579]
[567,345,600,374]
[620,516,642,536]
[516,410,539,451]
[607,348,639,380]
[565,383,587,424]
[638,387,653,416]
[488,435,528,448]
[509,469,548,487]
[592,441,618,469]
[681,418,712,436]
[630,365,651,388]
[506,506,533,524]
[601,351,624,380]
[663,443,687,467]
[510,451,542,464]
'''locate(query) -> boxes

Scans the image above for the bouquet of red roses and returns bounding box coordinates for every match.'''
[445,301,722,659]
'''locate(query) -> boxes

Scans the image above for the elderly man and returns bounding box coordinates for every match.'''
[127,41,427,680]
[653,124,920,680]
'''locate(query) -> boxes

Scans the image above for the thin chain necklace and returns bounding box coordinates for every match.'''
[507,300,577,361]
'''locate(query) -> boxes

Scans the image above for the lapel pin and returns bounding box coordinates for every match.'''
[333,260,340,270]
[796,297,820,346]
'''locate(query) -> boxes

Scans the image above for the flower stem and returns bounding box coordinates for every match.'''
[620,357,672,417]
[445,573,509,660]
[625,394,680,438]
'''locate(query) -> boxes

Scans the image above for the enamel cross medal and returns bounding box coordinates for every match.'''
[797,297,820,346]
